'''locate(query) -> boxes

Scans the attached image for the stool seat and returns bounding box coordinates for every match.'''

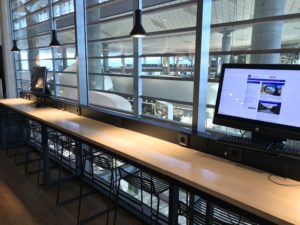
[119,168,169,195]
[114,167,169,225]
[178,197,258,225]
[86,153,114,170]
[178,200,206,224]
[46,129,82,206]
[77,149,118,225]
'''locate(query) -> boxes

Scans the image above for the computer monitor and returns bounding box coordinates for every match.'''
[213,64,300,142]
[30,66,48,97]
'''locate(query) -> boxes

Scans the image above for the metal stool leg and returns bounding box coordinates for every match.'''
[113,178,121,225]
[105,167,115,225]
[77,156,85,225]
[37,149,43,185]
[156,197,160,225]
[56,145,65,206]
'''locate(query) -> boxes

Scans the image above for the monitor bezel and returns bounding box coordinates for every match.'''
[30,66,48,96]
[213,63,300,141]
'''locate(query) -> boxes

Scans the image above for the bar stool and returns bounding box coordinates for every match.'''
[4,111,25,157]
[6,115,42,172]
[177,200,206,225]
[23,120,42,175]
[77,151,117,225]
[47,130,81,206]
[114,167,169,225]
[177,198,258,225]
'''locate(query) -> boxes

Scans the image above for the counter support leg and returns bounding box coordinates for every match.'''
[169,184,179,225]
[41,125,49,189]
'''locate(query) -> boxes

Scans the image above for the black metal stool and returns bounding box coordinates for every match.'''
[77,151,118,225]
[178,198,258,225]
[4,111,26,157]
[177,199,206,225]
[4,113,42,172]
[23,119,42,175]
[114,167,169,225]
[47,130,82,206]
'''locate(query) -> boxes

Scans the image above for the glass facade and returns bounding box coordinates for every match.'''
[6,1,300,224]
[86,0,134,112]
[206,0,300,133]
[10,0,300,131]
[11,0,77,101]
[141,1,196,126]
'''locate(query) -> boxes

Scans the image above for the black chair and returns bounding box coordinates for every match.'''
[114,167,169,225]
[77,151,118,225]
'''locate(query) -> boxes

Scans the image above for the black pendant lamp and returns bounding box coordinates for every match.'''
[49,30,61,47]
[49,0,60,48]
[130,8,146,38]
[11,40,20,52]
[10,0,20,53]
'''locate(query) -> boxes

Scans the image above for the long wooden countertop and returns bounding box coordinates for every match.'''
[1,98,300,225]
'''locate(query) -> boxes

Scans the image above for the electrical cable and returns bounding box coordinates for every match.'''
[268,174,300,187]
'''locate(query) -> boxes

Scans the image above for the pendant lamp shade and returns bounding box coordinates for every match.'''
[11,40,20,52]
[49,30,61,47]
[130,9,146,38]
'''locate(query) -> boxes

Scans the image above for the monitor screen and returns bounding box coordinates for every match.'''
[214,64,300,141]
[30,66,47,96]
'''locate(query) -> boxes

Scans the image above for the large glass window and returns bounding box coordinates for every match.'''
[9,1,300,222]
[86,0,134,113]
[12,0,77,102]
[140,1,196,126]
[206,0,300,133]
[11,0,300,132]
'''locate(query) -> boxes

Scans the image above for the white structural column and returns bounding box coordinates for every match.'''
[221,30,232,64]
[192,0,212,132]
[75,0,88,105]
[0,0,17,98]
[250,0,284,64]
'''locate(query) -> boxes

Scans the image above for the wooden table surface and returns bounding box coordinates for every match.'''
[1,98,300,225]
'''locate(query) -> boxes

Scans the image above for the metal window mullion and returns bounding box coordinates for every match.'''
[142,0,196,15]
[87,12,132,26]
[87,35,131,43]
[75,0,88,105]
[211,13,300,31]
[210,48,300,55]
[53,0,73,7]
[141,95,193,106]
[56,84,77,88]
[14,20,50,35]
[13,5,49,22]
[192,0,212,133]
[133,0,142,117]
[16,31,50,42]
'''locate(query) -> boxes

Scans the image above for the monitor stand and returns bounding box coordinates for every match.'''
[35,95,46,107]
